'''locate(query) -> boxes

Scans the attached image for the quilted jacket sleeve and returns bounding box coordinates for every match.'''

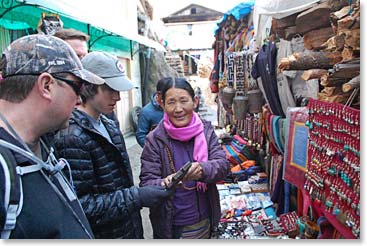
[54,133,142,226]
[139,134,167,188]
[199,123,230,183]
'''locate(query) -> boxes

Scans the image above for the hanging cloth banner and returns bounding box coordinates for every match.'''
[283,107,309,189]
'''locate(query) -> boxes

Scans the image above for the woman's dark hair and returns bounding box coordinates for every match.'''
[160,77,195,102]
[156,77,168,92]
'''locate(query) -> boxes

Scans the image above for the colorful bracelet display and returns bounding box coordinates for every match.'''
[305,98,360,238]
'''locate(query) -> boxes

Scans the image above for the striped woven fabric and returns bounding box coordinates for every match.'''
[224,145,242,164]
[180,218,211,239]
[222,145,240,167]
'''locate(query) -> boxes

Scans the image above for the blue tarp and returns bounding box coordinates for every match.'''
[214,0,256,35]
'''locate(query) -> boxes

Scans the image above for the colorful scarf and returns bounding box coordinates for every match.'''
[164,112,208,162]
[163,112,208,191]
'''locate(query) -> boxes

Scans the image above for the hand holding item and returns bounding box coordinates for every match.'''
[161,173,176,187]
[138,185,174,208]
[184,162,203,181]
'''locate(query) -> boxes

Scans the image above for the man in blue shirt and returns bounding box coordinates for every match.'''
[136,78,167,147]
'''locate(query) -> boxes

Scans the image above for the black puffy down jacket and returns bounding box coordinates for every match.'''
[54,109,143,239]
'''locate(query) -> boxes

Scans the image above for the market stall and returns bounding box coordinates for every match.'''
[211,0,360,239]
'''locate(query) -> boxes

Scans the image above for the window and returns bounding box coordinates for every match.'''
[187,24,193,36]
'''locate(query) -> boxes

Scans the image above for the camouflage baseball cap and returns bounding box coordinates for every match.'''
[1,34,104,85]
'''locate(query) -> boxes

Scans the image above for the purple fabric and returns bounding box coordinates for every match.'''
[139,119,230,238]
[171,140,210,226]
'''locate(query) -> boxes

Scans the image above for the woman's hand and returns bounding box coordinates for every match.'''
[183,162,203,181]
[161,173,176,187]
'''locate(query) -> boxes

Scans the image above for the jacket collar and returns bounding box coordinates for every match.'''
[70,109,113,134]
[151,92,163,111]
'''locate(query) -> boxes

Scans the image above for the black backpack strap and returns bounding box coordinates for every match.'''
[0,146,22,239]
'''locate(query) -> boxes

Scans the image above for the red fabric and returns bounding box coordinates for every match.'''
[283,107,308,189]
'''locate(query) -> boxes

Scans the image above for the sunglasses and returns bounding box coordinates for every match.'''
[51,74,83,96]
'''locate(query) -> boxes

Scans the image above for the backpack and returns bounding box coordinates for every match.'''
[0,146,22,239]
[0,144,44,239]
[0,138,82,239]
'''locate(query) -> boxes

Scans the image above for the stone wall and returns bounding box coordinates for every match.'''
[140,49,178,105]
[164,52,185,77]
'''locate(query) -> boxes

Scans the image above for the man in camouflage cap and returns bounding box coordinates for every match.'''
[1,34,103,87]
[0,34,103,238]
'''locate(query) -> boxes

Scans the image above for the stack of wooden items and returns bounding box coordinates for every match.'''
[276,0,360,108]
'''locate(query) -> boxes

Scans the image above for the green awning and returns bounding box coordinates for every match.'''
[0,18,31,30]
[0,0,132,56]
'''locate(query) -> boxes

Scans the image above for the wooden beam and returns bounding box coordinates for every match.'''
[342,46,359,61]
[319,34,345,52]
[320,75,348,87]
[301,69,328,81]
[342,75,360,92]
[295,2,332,34]
[343,29,360,51]
[303,27,334,50]
[327,0,350,12]
[274,12,298,29]
[284,26,298,40]
[278,51,342,71]
[321,86,344,97]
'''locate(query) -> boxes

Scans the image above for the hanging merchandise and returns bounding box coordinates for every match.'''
[247,89,263,113]
[283,107,309,190]
[222,53,236,106]
[269,152,285,215]
[233,52,248,120]
[246,53,264,114]
[269,115,285,154]
[251,42,285,117]
[263,105,283,155]
[305,98,360,239]
[209,35,221,93]
[237,113,263,150]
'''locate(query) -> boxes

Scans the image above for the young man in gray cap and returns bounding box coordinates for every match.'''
[53,51,174,239]
[53,28,120,124]
[0,34,105,238]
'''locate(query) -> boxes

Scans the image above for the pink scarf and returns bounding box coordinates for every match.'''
[164,112,208,162]
[163,112,208,191]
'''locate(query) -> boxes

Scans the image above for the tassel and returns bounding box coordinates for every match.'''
[197,182,207,192]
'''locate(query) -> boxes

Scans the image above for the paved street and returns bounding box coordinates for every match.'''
[125,135,153,239]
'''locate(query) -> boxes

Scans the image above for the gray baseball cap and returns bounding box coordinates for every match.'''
[81,51,135,91]
[1,34,105,85]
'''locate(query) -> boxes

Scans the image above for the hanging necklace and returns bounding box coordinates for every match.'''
[165,144,197,191]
